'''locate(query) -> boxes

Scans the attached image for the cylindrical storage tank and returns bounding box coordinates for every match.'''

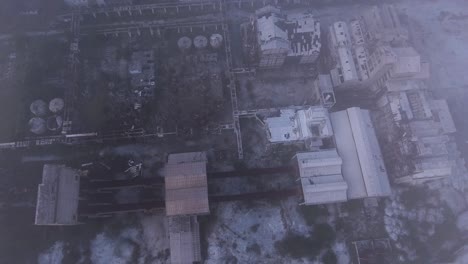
[29,117,46,135]
[177,36,192,51]
[30,100,48,117]
[193,35,208,49]
[49,98,65,113]
[210,33,223,49]
[46,115,63,131]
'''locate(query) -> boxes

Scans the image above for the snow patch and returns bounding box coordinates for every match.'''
[38,241,65,264]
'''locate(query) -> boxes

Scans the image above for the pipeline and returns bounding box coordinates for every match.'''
[81,177,164,190]
[209,188,299,202]
[208,166,292,178]
[79,200,164,216]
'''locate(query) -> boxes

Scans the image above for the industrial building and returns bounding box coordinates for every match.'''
[314,74,336,108]
[264,107,333,148]
[375,79,464,185]
[330,107,392,199]
[164,152,209,216]
[294,107,392,205]
[294,149,348,205]
[35,164,81,225]
[330,43,429,91]
[328,21,360,87]
[327,4,429,91]
[254,6,321,68]
[165,152,208,264]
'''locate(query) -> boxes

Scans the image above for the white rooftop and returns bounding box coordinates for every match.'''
[330,21,351,47]
[338,47,359,82]
[257,13,290,52]
[354,45,370,80]
[265,109,298,142]
[392,47,421,76]
[330,107,391,199]
[296,150,348,205]
[265,107,333,143]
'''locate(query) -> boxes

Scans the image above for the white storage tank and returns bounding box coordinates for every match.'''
[49,98,65,113]
[193,35,208,49]
[210,33,223,49]
[177,36,192,51]
[29,117,46,135]
[30,100,48,117]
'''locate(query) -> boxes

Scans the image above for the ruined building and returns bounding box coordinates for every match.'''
[254,6,321,68]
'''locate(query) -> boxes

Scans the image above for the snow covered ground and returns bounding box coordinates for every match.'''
[204,197,345,263]
[37,214,169,264]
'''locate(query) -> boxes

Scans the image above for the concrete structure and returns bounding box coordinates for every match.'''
[375,80,463,185]
[164,152,209,216]
[315,74,336,108]
[330,46,359,87]
[265,107,333,146]
[330,107,391,199]
[331,43,429,91]
[329,21,352,51]
[329,21,359,87]
[255,6,321,68]
[35,164,80,225]
[256,8,290,68]
[286,12,321,64]
[168,216,202,264]
[328,6,427,90]
[294,150,348,205]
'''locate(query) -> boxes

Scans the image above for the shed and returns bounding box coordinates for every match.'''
[35,164,80,225]
[295,149,348,205]
[165,152,209,216]
[168,216,202,264]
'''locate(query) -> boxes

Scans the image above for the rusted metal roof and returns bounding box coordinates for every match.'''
[165,153,209,216]
[168,216,202,264]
